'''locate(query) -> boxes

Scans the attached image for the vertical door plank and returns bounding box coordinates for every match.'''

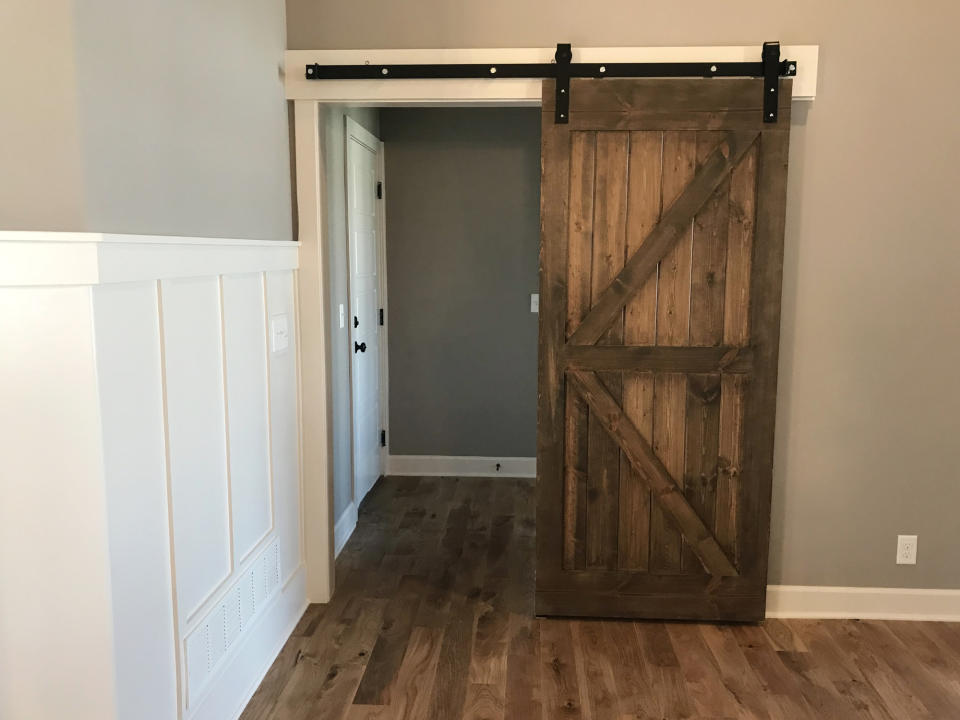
[723,141,758,347]
[585,132,629,569]
[650,372,686,572]
[716,373,746,563]
[738,127,790,584]
[655,131,695,346]
[717,140,758,567]
[690,131,730,347]
[563,131,596,570]
[619,131,662,570]
[681,132,728,572]
[650,131,694,573]
[535,104,571,588]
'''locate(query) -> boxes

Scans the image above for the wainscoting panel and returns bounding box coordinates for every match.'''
[92,281,178,720]
[222,273,274,564]
[266,270,302,585]
[160,276,234,622]
[2,232,304,720]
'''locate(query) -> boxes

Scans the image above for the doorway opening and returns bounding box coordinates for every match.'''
[333,106,542,558]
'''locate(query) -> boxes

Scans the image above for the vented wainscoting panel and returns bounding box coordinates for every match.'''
[184,537,281,710]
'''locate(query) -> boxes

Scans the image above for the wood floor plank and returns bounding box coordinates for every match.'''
[244,478,960,720]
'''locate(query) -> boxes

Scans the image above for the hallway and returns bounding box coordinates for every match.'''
[242,476,960,719]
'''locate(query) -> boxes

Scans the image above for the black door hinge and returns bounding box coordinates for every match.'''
[379,308,384,326]
[380,429,386,447]
[376,181,383,199]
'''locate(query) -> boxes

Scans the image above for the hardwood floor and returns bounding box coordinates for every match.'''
[242,476,960,720]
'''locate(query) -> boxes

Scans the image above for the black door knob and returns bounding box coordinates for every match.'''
[354,341,367,353]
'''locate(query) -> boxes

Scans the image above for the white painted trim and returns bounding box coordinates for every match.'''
[285,45,819,103]
[293,100,336,604]
[387,455,536,478]
[766,585,960,621]
[333,502,358,558]
[0,231,298,287]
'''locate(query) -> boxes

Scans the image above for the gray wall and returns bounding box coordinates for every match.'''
[2,0,292,240]
[381,108,540,457]
[287,1,960,590]
[321,106,381,521]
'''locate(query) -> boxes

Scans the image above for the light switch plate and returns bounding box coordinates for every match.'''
[271,313,289,353]
[338,303,345,329]
[530,293,539,313]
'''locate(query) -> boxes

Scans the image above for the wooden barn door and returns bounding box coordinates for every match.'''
[536,78,791,621]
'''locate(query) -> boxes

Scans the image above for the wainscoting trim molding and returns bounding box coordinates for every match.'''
[386,455,536,478]
[0,231,298,287]
[766,584,960,621]
[334,502,358,557]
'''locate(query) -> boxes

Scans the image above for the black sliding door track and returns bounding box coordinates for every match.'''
[305,42,797,124]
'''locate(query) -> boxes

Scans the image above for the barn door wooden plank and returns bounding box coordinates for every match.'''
[563,131,597,570]
[716,140,758,564]
[682,374,722,573]
[568,132,758,347]
[563,345,753,373]
[568,371,738,578]
[738,127,790,581]
[535,108,570,581]
[681,132,730,572]
[585,132,629,569]
[649,131,695,573]
[618,131,662,570]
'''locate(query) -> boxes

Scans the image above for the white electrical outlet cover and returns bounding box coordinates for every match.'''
[530,293,540,313]
[896,534,918,565]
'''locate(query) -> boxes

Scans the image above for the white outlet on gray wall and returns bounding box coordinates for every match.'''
[896,534,918,565]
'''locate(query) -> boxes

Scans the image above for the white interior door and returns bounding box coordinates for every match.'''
[345,117,382,505]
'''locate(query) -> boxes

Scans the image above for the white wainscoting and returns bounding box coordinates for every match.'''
[0,232,304,720]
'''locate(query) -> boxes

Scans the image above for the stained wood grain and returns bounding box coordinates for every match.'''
[562,131,596,571]
[568,132,758,347]
[243,476,960,720]
[538,79,792,621]
[568,371,737,577]
[585,131,628,570]
[619,130,661,571]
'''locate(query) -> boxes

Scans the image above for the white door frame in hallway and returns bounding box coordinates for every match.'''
[344,116,388,513]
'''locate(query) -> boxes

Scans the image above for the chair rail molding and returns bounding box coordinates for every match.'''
[0,231,299,287]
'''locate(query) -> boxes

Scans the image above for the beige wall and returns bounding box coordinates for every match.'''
[1,0,292,240]
[0,0,86,229]
[286,1,960,589]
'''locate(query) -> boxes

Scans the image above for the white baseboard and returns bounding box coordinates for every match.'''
[334,502,358,557]
[766,584,960,621]
[386,455,536,478]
